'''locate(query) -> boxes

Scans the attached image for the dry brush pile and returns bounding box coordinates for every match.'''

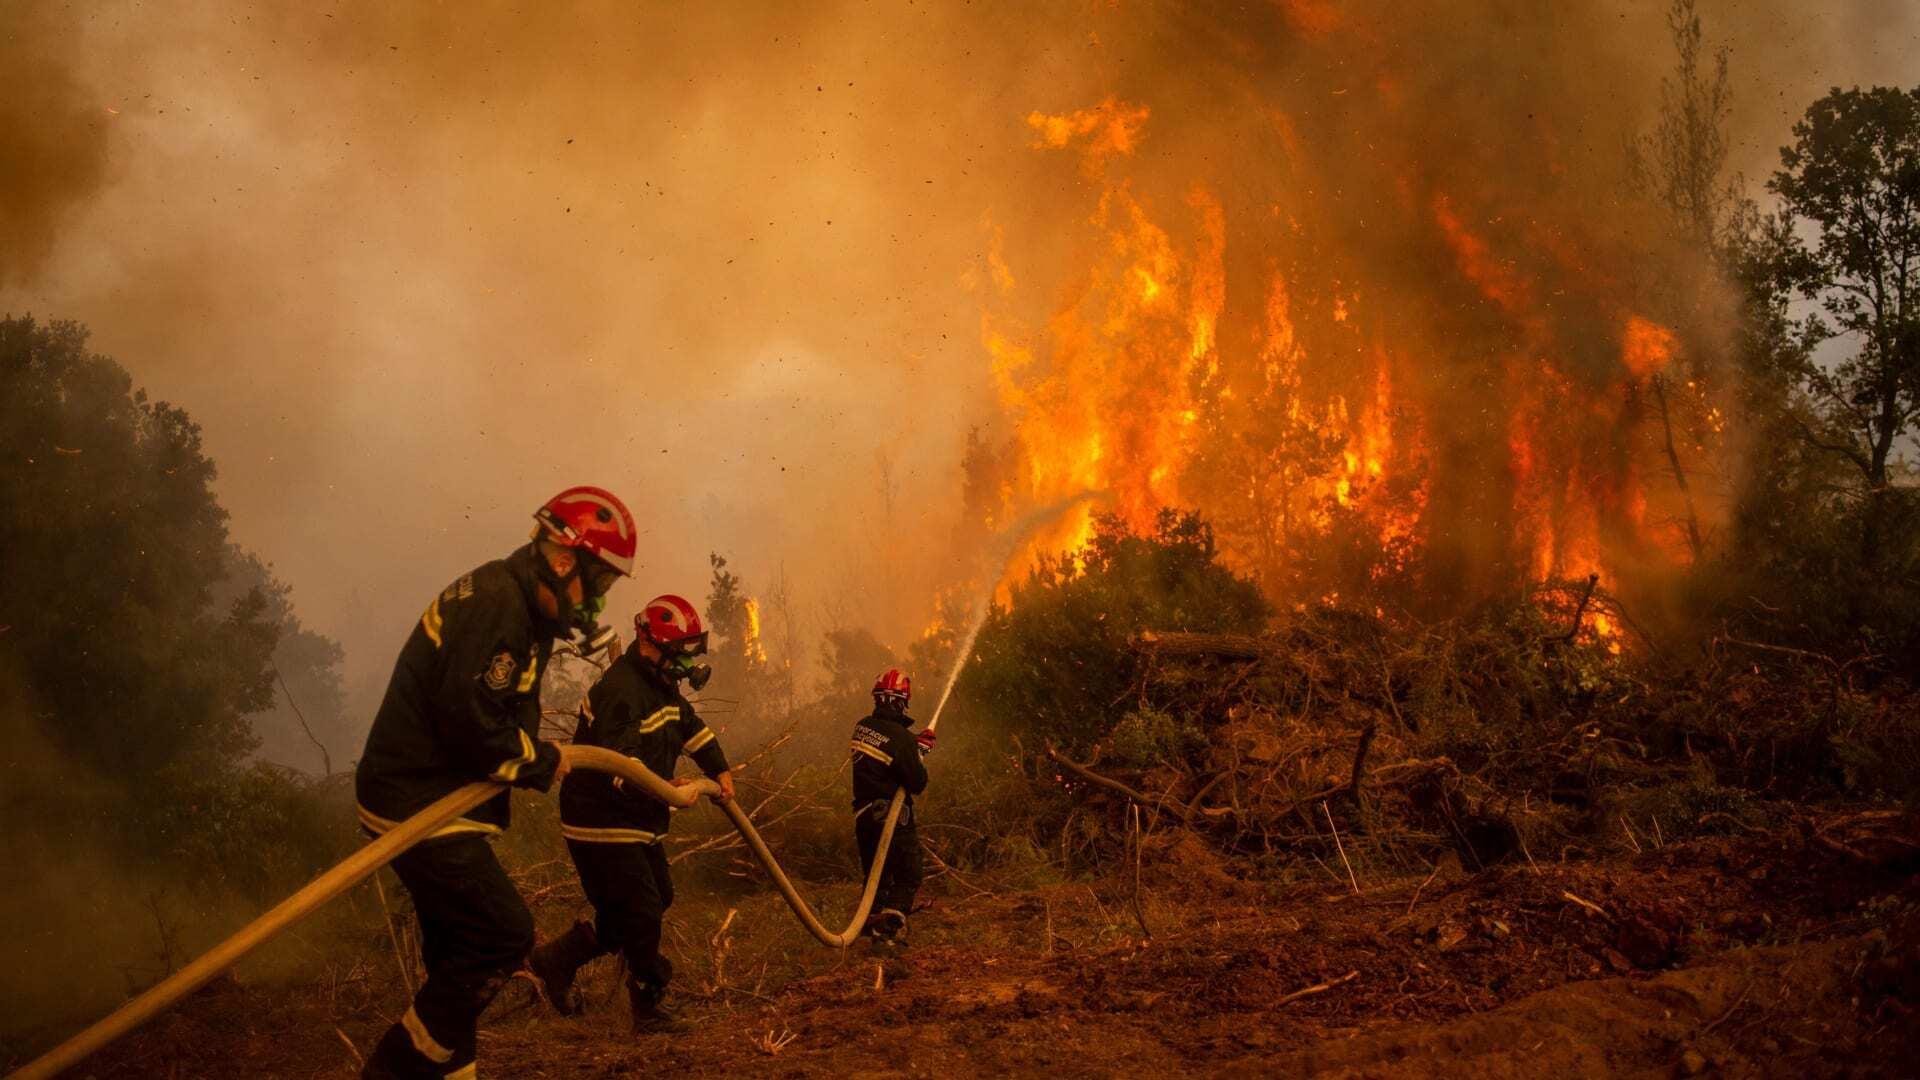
[1003,583,1919,885]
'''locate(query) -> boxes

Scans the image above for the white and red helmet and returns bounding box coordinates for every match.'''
[636,594,708,655]
[873,668,911,708]
[533,486,637,576]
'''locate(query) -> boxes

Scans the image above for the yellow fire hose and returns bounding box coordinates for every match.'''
[11,492,1088,1080]
[8,743,916,1080]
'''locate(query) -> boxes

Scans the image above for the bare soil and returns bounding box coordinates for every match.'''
[34,814,1920,1079]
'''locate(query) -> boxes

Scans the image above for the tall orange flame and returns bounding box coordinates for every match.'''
[975,84,1719,630]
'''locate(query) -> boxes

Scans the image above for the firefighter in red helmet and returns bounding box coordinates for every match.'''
[530,594,735,1033]
[356,486,636,1079]
[850,668,933,948]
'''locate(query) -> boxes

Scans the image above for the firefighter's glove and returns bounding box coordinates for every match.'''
[915,728,937,757]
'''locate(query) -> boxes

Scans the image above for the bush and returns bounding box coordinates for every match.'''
[1108,706,1204,768]
[960,509,1270,755]
[147,764,357,904]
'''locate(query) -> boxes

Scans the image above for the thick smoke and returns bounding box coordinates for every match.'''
[1,1,1913,715]
[0,2,111,283]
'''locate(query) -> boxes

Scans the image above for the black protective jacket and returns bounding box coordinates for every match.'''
[850,710,928,810]
[354,544,564,840]
[558,650,730,843]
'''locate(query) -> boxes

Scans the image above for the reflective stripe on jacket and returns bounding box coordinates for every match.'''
[558,650,729,840]
[354,544,564,838]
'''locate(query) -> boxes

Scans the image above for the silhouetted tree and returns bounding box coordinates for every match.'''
[0,316,280,786]
[1762,85,1920,560]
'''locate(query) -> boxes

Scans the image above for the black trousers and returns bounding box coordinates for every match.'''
[365,834,534,1079]
[565,838,675,990]
[855,801,922,918]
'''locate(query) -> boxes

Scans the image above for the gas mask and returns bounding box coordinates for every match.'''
[537,546,621,638]
[667,652,713,692]
[642,632,712,691]
[572,614,619,662]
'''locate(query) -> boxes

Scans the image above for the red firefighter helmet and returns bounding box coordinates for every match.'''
[636,594,708,656]
[533,486,637,576]
[873,668,911,708]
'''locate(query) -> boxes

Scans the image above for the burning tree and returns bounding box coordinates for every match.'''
[964,11,1744,633]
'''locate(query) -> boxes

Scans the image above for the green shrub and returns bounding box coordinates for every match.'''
[1108,706,1204,768]
[147,763,357,904]
[960,509,1269,755]
[1610,779,1775,845]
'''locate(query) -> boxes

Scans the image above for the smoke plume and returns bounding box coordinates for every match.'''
[1,0,1913,710]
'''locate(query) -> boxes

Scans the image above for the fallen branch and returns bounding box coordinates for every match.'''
[1184,770,1232,819]
[1348,723,1378,830]
[1714,634,1849,672]
[751,1028,799,1056]
[1129,803,1152,942]
[1561,890,1610,920]
[1323,803,1360,895]
[1700,981,1754,1035]
[333,1027,363,1070]
[1266,732,1420,823]
[1276,969,1360,1007]
[1132,631,1276,660]
[1047,744,1204,826]
[1404,861,1443,917]
[669,765,846,865]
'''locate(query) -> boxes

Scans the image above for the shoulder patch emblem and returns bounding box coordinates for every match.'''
[442,574,476,604]
[484,650,517,691]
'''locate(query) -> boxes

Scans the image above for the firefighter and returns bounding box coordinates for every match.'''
[529,594,735,1033]
[850,668,934,947]
[355,486,637,1080]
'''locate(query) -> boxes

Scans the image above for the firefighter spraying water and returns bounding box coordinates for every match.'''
[7,490,1102,1080]
[850,668,931,948]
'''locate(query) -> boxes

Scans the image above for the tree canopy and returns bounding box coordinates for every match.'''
[1767,86,1920,506]
[0,315,342,803]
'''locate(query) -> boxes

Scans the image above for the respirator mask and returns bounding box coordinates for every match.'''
[539,548,622,654]
[652,635,713,692]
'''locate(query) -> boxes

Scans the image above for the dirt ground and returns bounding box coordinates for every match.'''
[31,814,1920,1079]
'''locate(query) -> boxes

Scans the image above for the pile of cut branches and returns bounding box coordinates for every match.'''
[1021,587,1917,878]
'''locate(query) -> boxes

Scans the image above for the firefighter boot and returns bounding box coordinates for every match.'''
[360,1023,441,1079]
[868,907,907,951]
[627,977,693,1035]
[527,919,600,1016]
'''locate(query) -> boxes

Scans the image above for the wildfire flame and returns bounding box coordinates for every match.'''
[969,16,1731,639]
[742,598,768,665]
[984,106,1218,572]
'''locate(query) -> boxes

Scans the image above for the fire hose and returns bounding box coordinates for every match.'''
[10,492,1093,1080]
[7,743,920,1080]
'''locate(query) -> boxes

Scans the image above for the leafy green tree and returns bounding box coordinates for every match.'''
[1764,86,1920,556]
[218,548,350,775]
[705,552,748,649]
[0,317,280,790]
[1714,87,1920,669]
